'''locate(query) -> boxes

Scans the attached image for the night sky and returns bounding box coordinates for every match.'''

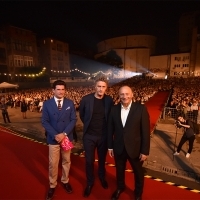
[0,1,200,54]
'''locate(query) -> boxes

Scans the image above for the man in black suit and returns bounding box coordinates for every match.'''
[108,86,150,200]
[79,77,113,197]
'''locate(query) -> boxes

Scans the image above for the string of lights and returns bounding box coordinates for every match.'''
[0,67,112,78]
[0,67,47,77]
[51,68,111,77]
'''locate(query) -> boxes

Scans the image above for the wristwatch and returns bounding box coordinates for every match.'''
[63,132,67,136]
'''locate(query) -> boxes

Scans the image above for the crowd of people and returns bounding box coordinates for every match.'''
[0,76,172,115]
[0,76,200,123]
[167,77,200,124]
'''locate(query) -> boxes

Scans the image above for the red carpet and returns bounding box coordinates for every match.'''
[0,128,199,199]
[145,91,169,133]
[1,92,199,199]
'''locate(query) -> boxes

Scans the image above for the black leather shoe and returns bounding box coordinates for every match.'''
[111,189,124,200]
[83,185,93,197]
[135,196,142,200]
[63,182,72,193]
[99,178,108,189]
[46,188,55,200]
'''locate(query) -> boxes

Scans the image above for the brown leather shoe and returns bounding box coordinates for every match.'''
[63,182,72,193]
[46,188,55,200]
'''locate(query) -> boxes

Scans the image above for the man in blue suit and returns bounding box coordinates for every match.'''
[42,80,77,200]
[79,76,113,197]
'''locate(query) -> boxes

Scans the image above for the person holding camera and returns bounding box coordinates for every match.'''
[174,115,196,158]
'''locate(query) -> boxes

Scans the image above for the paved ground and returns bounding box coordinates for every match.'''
[1,107,200,190]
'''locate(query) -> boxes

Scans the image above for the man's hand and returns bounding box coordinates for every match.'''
[108,149,114,158]
[139,154,147,161]
[55,133,66,143]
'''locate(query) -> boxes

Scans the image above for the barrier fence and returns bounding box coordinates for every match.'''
[162,107,200,134]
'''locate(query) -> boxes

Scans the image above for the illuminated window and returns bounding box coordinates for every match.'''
[24,56,33,66]
[14,55,23,66]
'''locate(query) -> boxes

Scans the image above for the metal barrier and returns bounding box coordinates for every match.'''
[163,107,197,121]
[162,107,200,135]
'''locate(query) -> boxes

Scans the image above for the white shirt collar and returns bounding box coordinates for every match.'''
[121,101,132,110]
[54,97,64,102]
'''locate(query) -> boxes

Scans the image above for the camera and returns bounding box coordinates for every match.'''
[175,120,182,128]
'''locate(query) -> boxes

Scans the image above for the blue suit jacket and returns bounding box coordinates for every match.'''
[79,93,113,135]
[42,97,77,145]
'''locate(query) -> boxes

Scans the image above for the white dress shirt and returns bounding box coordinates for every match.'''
[121,101,132,127]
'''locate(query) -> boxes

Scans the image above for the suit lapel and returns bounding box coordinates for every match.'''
[89,95,94,120]
[124,102,137,127]
[50,98,59,113]
[116,103,124,128]
[57,98,70,120]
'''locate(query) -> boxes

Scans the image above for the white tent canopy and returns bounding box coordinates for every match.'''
[0,82,19,89]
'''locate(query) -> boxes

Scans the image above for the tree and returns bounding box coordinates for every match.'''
[96,50,123,77]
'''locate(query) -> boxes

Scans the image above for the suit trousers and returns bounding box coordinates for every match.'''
[49,144,71,188]
[114,147,144,197]
[83,134,108,186]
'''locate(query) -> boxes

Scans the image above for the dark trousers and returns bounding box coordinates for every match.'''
[83,134,107,186]
[2,112,11,123]
[114,147,144,197]
[177,135,195,154]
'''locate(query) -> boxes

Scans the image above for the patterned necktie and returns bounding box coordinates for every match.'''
[57,100,62,110]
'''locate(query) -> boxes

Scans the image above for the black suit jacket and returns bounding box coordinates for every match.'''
[79,93,113,135]
[108,102,150,159]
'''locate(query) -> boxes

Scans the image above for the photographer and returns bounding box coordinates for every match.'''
[174,115,196,158]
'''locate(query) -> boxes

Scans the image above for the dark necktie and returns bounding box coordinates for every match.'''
[57,100,62,110]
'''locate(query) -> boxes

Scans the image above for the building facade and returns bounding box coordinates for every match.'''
[149,55,170,78]
[178,11,200,53]
[38,38,70,77]
[3,25,39,81]
[95,35,156,78]
[0,29,7,81]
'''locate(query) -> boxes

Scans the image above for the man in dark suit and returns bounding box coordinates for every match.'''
[108,86,150,200]
[42,80,77,200]
[79,77,113,197]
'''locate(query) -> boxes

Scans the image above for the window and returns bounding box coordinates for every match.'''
[58,61,64,70]
[57,44,63,52]
[24,56,33,66]
[0,48,6,61]
[57,53,63,61]
[52,44,56,50]
[14,55,23,67]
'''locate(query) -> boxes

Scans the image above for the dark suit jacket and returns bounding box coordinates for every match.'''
[79,93,113,135]
[108,102,150,159]
[41,97,77,145]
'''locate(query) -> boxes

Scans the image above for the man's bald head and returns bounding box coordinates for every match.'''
[119,86,133,107]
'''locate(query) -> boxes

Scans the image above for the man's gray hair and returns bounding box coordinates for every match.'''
[95,76,108,85]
